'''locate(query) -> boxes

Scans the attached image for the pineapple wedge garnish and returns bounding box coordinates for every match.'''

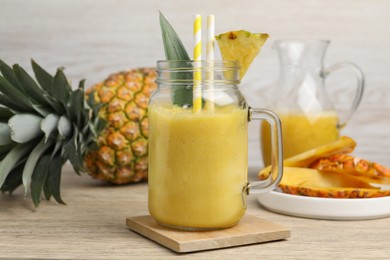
[216,30,269,79]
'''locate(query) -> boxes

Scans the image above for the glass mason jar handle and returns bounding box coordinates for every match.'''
[247,108,283,194]
[323,62,365,128]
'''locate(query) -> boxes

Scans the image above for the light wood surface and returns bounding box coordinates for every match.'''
[1,0,390,259]
[126,215,290,253]
[1,165,390,259]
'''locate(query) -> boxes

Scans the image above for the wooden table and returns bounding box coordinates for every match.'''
[0,163,389,259]
[1,0,390,259]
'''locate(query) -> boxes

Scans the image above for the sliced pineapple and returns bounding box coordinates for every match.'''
[280,167,390,198]
[259,136,356,179]
[216,30,269,79]
[259,136,390,198]
[310,154,390,185]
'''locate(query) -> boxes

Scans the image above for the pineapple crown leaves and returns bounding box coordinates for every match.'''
[159,11,193,106]
[0,59,104,207]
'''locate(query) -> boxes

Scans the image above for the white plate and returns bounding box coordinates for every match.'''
[257,191,390,220]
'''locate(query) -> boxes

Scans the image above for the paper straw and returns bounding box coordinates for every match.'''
[193,14,202,113]
[206,15,215,112]
[206,15,215,62]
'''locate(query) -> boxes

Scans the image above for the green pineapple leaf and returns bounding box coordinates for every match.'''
[32,104,51,117]
[40,113,60,142]
[69,88,84,126]
[51,138,64,160]
[0,60,23,90]
[31,153,51,207]
[95,117,106,134]
[0,143,16,160]
[78,78,85,89]
[52,68,71,109]
[64,128,83,174]
[159,12,190,61]
[159,11,193,107]
[22,139,53,194]
[0,142,36,188]
[44,153,65,204]
[86,91,103,121]
[0,77,34,112]
[0,123,12,145]
[8,114,43,143]
[31,60,64,114]
[57,116,72,139]
[43,180,52,200]
[31,59,54,94]
[0,163,24,194]
[0,93,30,113]
[78,80,87,127]
[13,64,53,108]
[0,107,15,121]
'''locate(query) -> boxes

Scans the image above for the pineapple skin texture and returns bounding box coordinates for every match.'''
[84,68,157,184]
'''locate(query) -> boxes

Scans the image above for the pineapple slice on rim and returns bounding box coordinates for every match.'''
[216,30,269,79]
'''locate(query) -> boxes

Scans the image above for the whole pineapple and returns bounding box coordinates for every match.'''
[84,68,156,184]
[0,60,156,206]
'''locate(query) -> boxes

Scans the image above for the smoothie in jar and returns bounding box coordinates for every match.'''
[148,104,248,230]
[261,111,339,166]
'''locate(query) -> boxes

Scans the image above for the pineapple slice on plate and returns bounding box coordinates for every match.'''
[279,167,390,198]
[309,154,390,184]
[259,136,390,198]
[259,136,357,180]
[282,136,357,168]
[216,30,269,79]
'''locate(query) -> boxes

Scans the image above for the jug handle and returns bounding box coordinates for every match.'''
[322,62,365,129]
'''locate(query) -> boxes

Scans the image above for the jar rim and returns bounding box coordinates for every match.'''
[156,60,241,85]
[157,60,240,68]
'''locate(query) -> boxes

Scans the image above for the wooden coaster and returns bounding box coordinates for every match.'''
[126,214,290,253]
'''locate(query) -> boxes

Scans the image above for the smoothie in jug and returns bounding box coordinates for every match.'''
[261,111,339,166]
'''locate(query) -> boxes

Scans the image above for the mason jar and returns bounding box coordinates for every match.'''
[148,60,283,230]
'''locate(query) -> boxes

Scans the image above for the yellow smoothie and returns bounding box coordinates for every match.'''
[261,111,339,166]
[148,104,248,230]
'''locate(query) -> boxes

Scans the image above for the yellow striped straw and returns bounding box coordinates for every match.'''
[193,14,202,113]
[206,14,215,112]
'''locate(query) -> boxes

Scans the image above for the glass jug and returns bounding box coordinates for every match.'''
[261,40,364,166]
[148,60,283,231]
